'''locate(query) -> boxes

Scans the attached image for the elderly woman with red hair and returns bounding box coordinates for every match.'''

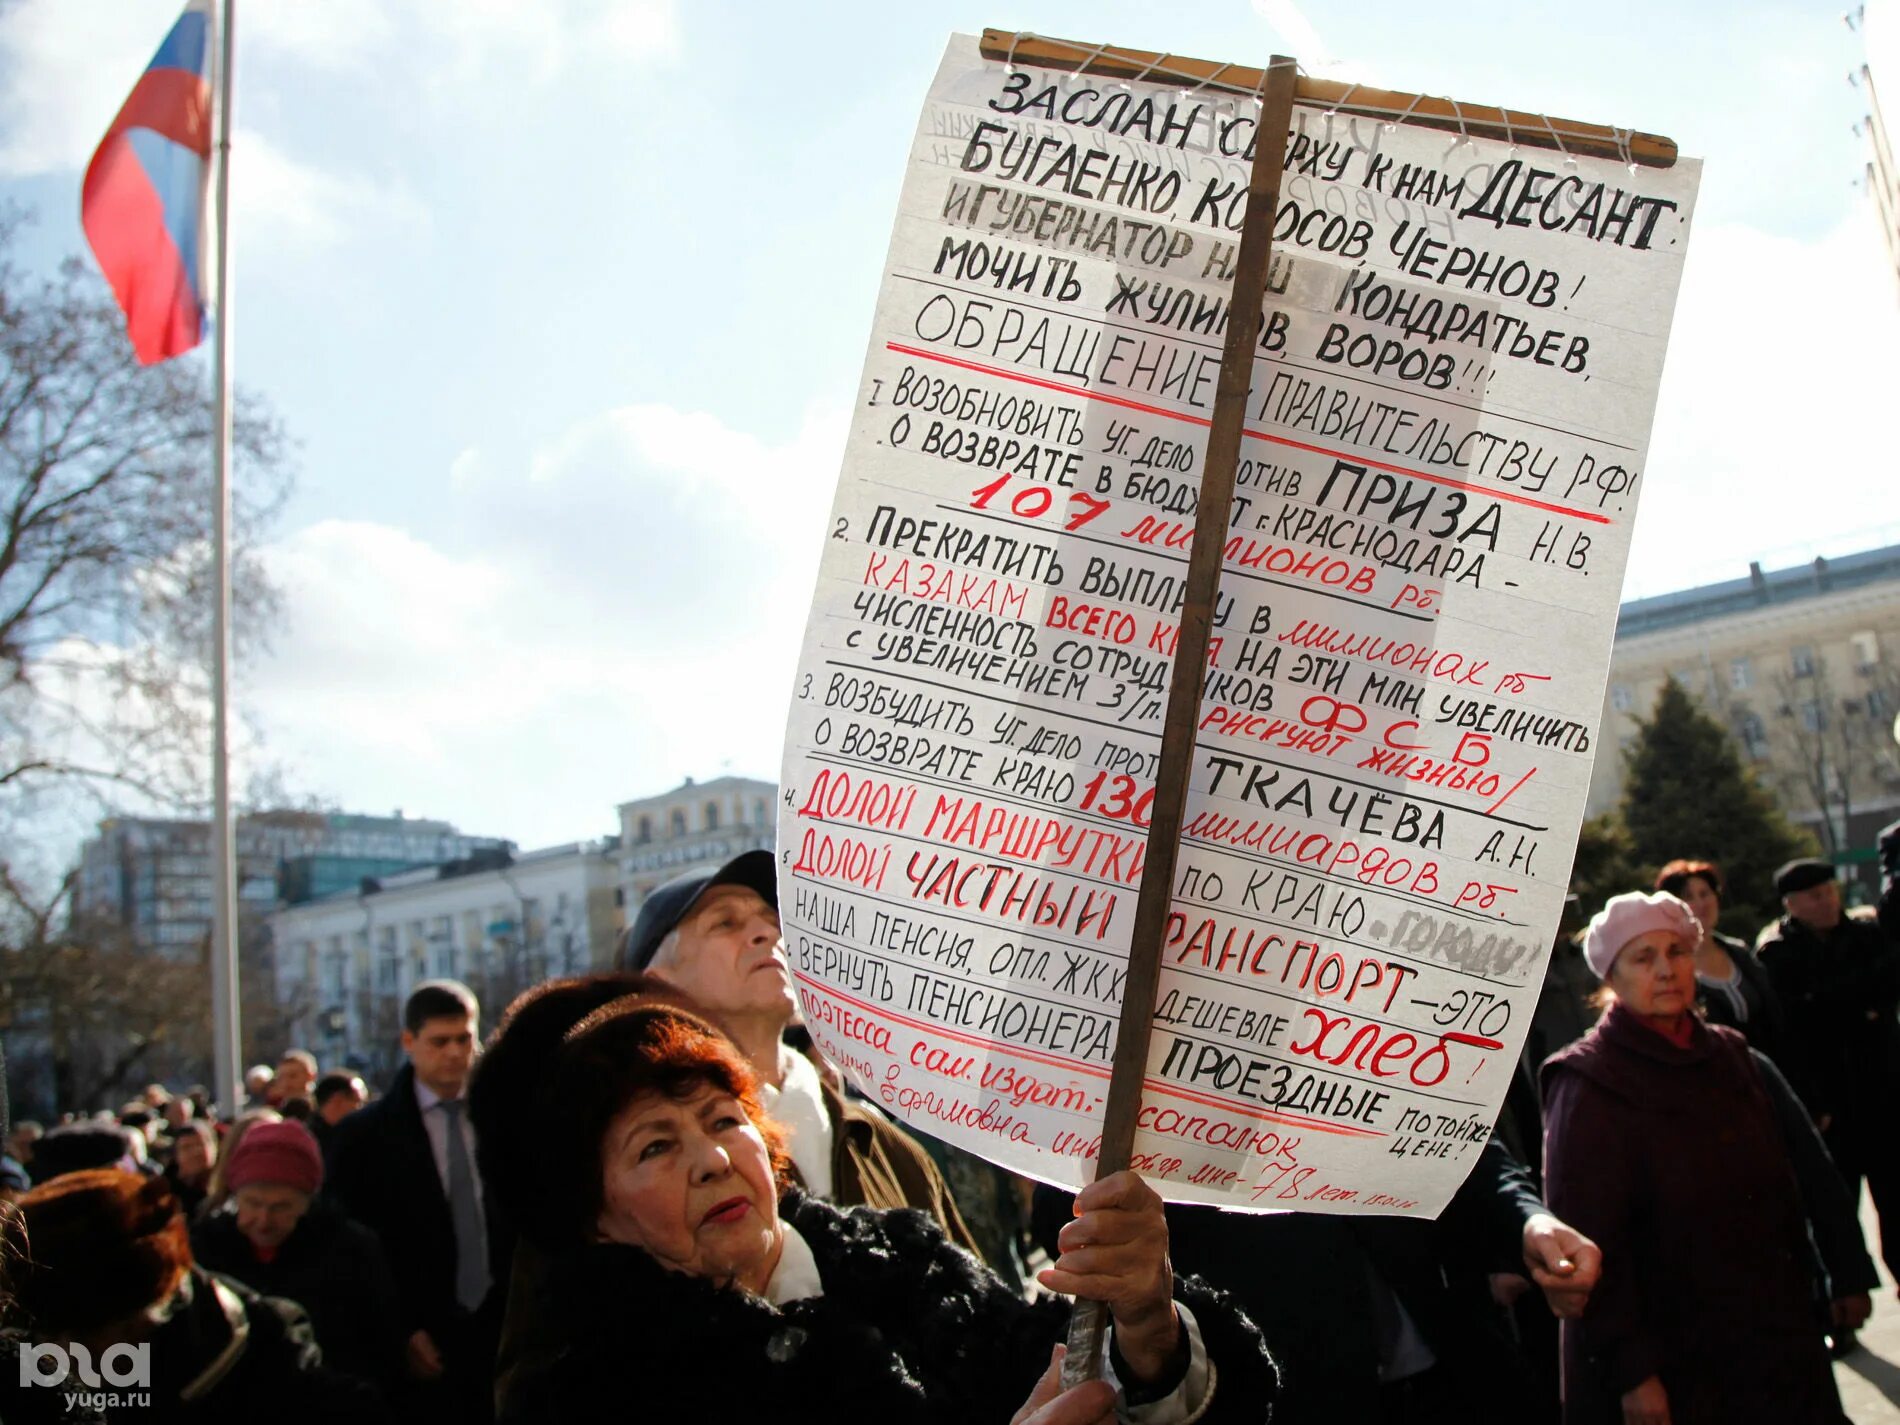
[1542,892,1876,1425]
[472,974,1280,1424]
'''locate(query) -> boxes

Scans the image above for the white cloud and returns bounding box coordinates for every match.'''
[1251,0,1381,85]
[526,401,840,537]
[0,0,681,183]
[403,0,681,95]
[589,1,681,64]
[0,0,184,178]
[248,401,843,845]
[245,0,394,73]
[231,129,427,250]
[457,399,845,661]
[0,3,425,256]
[255,520,556,772]
[1624,203,1900,599]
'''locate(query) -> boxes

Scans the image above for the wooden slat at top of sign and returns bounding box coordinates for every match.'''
[978,29,1678,168]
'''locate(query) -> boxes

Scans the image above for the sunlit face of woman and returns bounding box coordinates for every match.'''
[595,1081,781,1293]
[1608,928,1697,1019]
[1678,875,1720,935]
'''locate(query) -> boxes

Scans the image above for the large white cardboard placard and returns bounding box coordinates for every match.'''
[779,35,1700,1215]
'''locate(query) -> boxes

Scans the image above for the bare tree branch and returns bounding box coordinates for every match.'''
[0,212,294,828]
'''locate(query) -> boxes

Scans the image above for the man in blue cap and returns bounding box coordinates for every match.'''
[624,850,975,1250]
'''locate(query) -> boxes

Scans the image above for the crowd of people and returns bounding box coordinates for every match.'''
[0,823,1895,1424]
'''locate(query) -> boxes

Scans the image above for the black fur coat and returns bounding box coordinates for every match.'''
[517,1189,1278,1423]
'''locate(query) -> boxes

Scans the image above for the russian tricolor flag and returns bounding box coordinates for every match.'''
[81,1,215,366]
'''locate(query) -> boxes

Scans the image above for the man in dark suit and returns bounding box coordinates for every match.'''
[327,980,513,1423]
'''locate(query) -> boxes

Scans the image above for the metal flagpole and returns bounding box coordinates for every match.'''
[208,0,242,1120]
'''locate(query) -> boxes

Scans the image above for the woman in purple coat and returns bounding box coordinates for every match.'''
[1542,891,1875,1425]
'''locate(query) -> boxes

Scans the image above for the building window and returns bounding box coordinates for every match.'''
[1739,712,1768,759]
[1798,699,1826,733]
[670,809,686,836]
[1791,645,1816,678]
[637,816,652,844]
[705,802,720,830]
[754,799,768,827]
[1728,657,1752,691]
[1610,684,1633,713]
[1851,630,1881,670]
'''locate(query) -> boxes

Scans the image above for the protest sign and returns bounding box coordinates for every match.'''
[779,32,1700,1216]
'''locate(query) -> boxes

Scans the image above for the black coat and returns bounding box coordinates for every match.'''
[324,1063,514,1340]
[1693,933,1789,1065]
[191,1196,407,1390]
[308,1112,336,1163]
[1757,911,1900,1127]
[163,1161,209,1220]
[0,1268,391,1425]
[515,1190,1279,1423]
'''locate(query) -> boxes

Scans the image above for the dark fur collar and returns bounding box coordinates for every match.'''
[534,1190,1059,1423]
[528,1190,1277,1424]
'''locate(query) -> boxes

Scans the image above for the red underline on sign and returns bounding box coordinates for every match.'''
[884,342,1614,527]
[794,971,1388,1140]
[1441,1032,1507,1051]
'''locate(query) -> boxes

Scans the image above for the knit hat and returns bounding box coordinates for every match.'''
[222,1120,323,1195]
[1774,858,1835,897]
[622,850,777,970]
[1582,891,1700,979]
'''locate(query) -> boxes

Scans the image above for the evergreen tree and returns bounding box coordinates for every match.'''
[1569,811,1639,918]
[1620,677,1815,931]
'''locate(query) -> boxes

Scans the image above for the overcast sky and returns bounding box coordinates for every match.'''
[1,0,1894,856]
